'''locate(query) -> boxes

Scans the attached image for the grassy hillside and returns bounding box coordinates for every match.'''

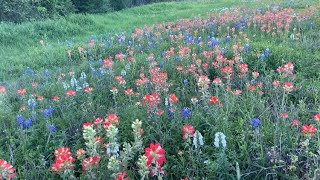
[0,0,265,81]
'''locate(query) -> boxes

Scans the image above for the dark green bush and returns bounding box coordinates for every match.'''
[0,0,185,22]
[0,0,75,22]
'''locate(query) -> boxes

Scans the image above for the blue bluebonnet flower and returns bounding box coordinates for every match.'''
[121,70,127,76]
[26,67,32,74]
[198,132,204,146]
[236,22,243,29]
[226,36,231,43]
[28,99,37,109]
[16,115,25,127]
[211,38,220,47]
[162,51,167,58]
[221,48,226,55]
[168,107,174,120]
[183,79,189,86]
[193,131,204,148]
[210,24,216,30]
[193,132,198,148]
[87,50,92,56]
[98,59,103,67]
[197,37,202,44]
[260,54,266,61]
[43,107,54,118]
[214,132,226,149]
[26,67,35,75]
[265,48,271,57]
[245,44,250,53]
[182,108,192,119]
[48,124,57,133]
[310,23,314,30]
[30,117,35,123]
[23,119,33,129]
[44,69,50,77]
[159,62,165,69]
[252,118,262,129]
[106,143,120,157]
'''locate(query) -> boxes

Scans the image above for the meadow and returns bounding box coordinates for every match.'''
[0,0,320,179]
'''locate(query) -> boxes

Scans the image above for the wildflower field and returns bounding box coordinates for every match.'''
[1,0,320,179]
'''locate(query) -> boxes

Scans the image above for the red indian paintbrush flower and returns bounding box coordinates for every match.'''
[51,147,76,174]
[82,156,101,171]
[84,87,93,93]
[144,143,166,167]
[0,86,6,96]
[94,117,103,127]
[115,171,130,180]
[182,125,195,140]
[283,82,295,92]
[18,88,27,96]
[314,114,320,121]
[292,119,300,127]
[83,122,92,129]
[302,125,317,138]
[66,90,76,97]
[125,89,135,96]
[0,159,17,179]
[209,96,220,105]
[143,93,161,108]
[280,113,288,118]
[53,96,60,101]
[105,114,120,125]
[76,148,86,159]
[197,76,210,90]
[169,93,179,104]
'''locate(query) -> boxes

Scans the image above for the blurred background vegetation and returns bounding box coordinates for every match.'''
[0,0,188,23]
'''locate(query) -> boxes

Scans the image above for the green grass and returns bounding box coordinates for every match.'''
[0,0,265,82]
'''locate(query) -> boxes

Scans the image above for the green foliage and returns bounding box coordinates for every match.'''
[72,0,111,13]
[0,0,75,22]
[0,0,187,22]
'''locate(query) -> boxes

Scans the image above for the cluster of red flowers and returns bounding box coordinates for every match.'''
[104,114,120,129]
[82,156,101,171]
[169,93,179,104]
[182,125,195,140]
[115,76,126,85]
[302,125,317,138]
[282,82,295,92]
[300,114,320,138]
[66,90,77,97]
[84,87,93,93]
[197,76,210,90]
[144,143,166,168]
[0,159,16,179]
[0,86,6,96]
[18,88,27,96]
[103,57,114,69]
[143,93,161,108]
[125,89,136,96]
[51,147,76,174]
[209,96,222,106]
[115,171,130,180]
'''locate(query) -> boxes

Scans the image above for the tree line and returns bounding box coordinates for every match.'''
[0,0,182,23]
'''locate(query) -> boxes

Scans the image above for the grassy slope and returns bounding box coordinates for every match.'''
[0,0,264,81]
